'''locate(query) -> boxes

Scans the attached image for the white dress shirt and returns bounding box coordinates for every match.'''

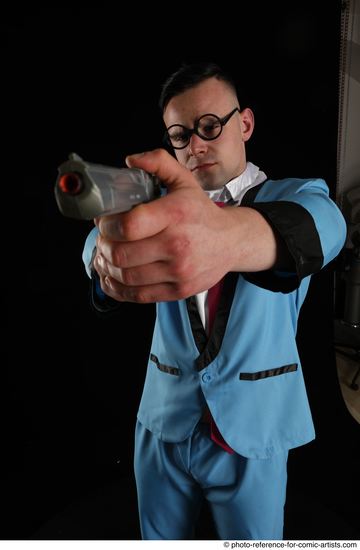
[196,162,267,333]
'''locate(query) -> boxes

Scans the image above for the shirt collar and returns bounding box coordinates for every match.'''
[206,162,267,204]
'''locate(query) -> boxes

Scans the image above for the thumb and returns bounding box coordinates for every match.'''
[125,148,199,192]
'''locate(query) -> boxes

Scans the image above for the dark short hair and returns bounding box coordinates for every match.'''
[159,61,238,113]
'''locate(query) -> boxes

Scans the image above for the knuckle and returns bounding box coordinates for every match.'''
[113,245,129,267]
[120,268,134,286]
[169,234,191,256]
[169,202,187,224]
[170,261,197,297]
[153,148,168,163]
[120,210,142,240]
[170,260,189,281]
[132,288,150,304]
[172,281,192,300]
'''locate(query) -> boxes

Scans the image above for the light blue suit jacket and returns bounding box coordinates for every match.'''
[83,177,346,459]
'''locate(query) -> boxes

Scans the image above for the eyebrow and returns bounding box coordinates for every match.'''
[166,111,221,128]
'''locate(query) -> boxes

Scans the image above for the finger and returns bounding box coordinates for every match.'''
[95,240,178,287]
[108,261,175,287]
[125,148,199,193]
[94,252,176,303]
[96,232,171,268]
[97,190,196,242]
[98,276,188,304]
[93,252,122,282]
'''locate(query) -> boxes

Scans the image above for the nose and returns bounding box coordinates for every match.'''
[188,133,208,156]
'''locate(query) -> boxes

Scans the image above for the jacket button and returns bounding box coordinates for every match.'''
[202,372,212,383]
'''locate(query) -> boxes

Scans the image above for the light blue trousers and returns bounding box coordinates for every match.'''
[134,420,288,540]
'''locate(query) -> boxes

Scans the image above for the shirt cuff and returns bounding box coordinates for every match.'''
[243,201,324,292]
[90,269,122,314]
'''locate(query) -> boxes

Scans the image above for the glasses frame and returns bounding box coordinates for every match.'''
[165,107,240,150]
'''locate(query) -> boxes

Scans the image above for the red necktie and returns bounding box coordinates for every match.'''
[205,201,234,454]
[207,201,225,335]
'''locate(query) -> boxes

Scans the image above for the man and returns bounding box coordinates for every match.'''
[83,62,346,539]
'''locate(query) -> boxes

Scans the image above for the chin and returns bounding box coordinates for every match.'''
[194,173,221,191]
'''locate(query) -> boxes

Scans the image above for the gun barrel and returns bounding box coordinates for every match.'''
[55,153,160,220]
[58,172,84,195]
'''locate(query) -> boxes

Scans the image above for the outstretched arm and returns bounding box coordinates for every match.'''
[92,149,283,304]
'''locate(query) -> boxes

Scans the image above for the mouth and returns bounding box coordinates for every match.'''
[190,162,216,172]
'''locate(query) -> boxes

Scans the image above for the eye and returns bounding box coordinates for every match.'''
[172,132,187,143]
[168,126,189,144]
[202,121,221,136]
[198,115,221,138]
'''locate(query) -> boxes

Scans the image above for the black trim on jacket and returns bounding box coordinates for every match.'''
[186,272,239,371]
[150,354,181,376]
[239,363,298,380]
[244,200,324,292]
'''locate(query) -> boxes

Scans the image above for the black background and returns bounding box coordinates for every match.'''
[3,4,360,540]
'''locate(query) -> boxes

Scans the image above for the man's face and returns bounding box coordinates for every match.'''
[163,77,254,191]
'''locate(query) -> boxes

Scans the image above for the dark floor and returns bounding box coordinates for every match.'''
[4,279,359,541]
[2,410,360,541]
[4,306,360,541]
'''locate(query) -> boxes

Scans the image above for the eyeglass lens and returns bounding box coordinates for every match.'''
[168,114,222,148]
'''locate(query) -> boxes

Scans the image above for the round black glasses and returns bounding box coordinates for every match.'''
[165,107,240,150]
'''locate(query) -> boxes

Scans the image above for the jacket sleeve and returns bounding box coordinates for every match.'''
[243,178,347,292]
[82,225,99,278]
[82,225,122,313]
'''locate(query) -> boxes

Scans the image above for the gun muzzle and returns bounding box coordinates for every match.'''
[55,153,161,220]
[58,172,84,196]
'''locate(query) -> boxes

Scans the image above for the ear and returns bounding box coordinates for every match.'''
[240,107,255,142]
